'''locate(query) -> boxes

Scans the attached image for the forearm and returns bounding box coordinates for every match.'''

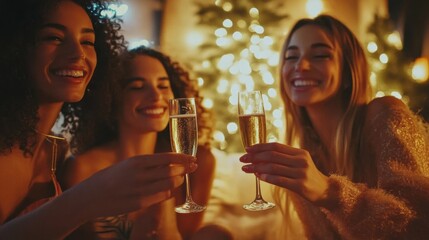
[0,186,92,239]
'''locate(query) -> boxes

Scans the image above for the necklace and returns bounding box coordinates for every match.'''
[36,131,66,176]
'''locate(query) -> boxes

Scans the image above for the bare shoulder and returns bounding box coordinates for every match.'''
[61,142,117,188]
[0,148,29,185]
[0,148,30,223]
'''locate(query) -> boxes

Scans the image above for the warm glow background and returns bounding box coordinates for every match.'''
[112,2,427,237]
[160,0,388,64]
[118,0,429,151]
[119,0,388,62]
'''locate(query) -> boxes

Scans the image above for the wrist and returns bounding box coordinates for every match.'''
[313,175,336,208]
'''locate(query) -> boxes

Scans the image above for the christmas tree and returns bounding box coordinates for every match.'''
[191,0,289,152]
[366,14,429,120]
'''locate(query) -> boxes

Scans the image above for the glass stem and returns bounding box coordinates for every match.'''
[185,173,194,202]
[254,175,264,201]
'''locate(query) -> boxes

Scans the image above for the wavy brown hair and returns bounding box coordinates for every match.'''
[73,46,213,154]
[0,0,126,155]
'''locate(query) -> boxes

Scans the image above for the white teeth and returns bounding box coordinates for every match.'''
[143,108,164,115]
[293,80,319,87]
[55,70,84,77]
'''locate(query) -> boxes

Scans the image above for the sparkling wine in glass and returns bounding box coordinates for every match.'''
[169,98,206,213]
[238,91,275,211]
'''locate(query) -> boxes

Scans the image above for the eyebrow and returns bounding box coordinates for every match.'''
[41,23,95,34]
[124,76,170,84]
[158,77,169,81]
[286,42,333,51]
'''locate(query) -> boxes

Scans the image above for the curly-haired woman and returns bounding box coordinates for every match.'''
[0,1,195,239]
[62,46,216,239]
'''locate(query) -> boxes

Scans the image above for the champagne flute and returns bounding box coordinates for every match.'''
[169,98,206,213]
[238,91,275,211]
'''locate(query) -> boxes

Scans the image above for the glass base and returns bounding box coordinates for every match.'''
[243,199,275,211]
[175,201,206,214]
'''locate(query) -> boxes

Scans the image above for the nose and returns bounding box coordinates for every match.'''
[295,57,310,71]
[67,39,86,61]
[146,84,163,101]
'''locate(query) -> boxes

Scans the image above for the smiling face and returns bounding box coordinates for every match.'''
[27,0,96,103]
[119,55,174,134]
[281,24,342,107]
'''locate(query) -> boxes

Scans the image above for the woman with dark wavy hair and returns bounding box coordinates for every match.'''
[0,1,196,239]
[240,15,429,239]
[63,46,216,239]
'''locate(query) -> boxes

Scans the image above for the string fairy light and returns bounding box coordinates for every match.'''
[411,57,429,83]
[306,0,324,18]
[192,0,288,151]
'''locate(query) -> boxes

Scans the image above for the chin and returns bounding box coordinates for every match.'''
[155,125,168,132]
[141,122,167,131]
[290,99,310,107]
[65,93,85,103]
[290,95,322,107]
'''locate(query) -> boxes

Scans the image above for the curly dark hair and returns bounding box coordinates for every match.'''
[0,0,126,154]
[74,46,214,153]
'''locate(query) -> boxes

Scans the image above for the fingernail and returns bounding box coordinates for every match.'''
[240,155,249,162]
[242,165,254,172]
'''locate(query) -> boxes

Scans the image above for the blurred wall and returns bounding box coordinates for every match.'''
[121,0,163,47]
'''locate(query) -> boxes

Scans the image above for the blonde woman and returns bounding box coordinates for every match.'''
[240,15,429,239]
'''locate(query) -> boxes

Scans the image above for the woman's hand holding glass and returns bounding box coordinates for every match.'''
[76,153,197,218]
[240,142,329,205]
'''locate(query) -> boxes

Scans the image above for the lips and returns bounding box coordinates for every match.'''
[137,106,167,117]
[292,79,320,87]
[54,69,85,78]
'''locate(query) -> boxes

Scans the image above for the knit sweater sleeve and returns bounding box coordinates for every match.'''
[320,102,429,240]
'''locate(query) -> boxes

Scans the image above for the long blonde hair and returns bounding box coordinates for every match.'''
[275,14,372,235]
